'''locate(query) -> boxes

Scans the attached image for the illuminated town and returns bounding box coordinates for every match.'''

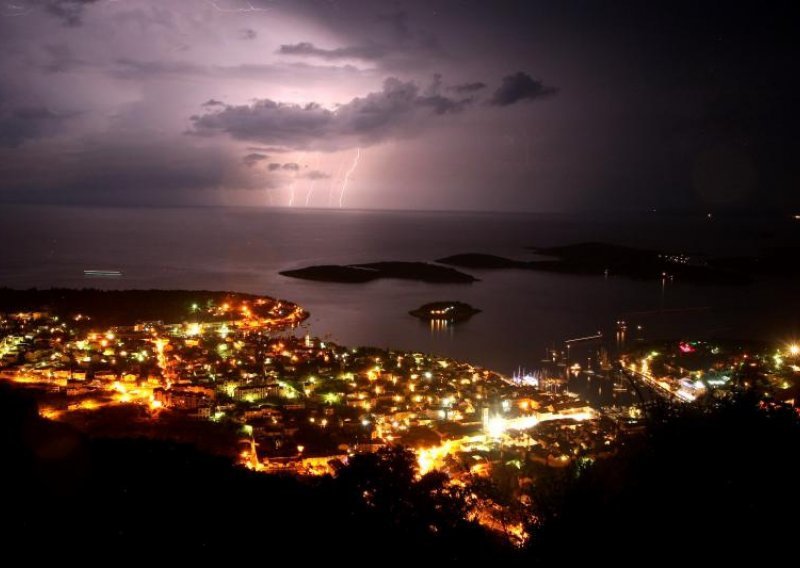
[2,290,799,544]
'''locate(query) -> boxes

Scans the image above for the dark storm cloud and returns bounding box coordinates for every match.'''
[242,152,268,166]
[278,42,388,61]
[0,133,277,205]
[424,73,442,96]
[109,57,367,83]
[449,82,487,94]
[302,169,330,180]
[248,146,292,154]
[490,72,558,106]
[41,44,86,73]
[239,28,257,40]
[276,10,442,70]
[190,76,475,150]
[1,0,797,211]
[39,0,99,26]
[376,10,411,39]
[111,58,204,80]
[524,0,798,210]
[0,0,98,25]
[0,104,74,147]
[66,141,225,192]
[103,5,186,41]
[267,162,300,171]
[418,94,470,114]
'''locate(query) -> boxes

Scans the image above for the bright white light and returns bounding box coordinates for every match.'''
[486,416,506,438]
[339,147,360,208]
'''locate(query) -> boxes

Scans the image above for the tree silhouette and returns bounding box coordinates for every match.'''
[526,393,800,565]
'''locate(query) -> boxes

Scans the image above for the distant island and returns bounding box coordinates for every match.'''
[438,243,749,284]
[436,253,531,270]
[277,242,799,287]
[280,261,478,284]
[409,301,481,323]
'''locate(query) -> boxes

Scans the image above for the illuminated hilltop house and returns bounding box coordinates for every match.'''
[430,305,455,318]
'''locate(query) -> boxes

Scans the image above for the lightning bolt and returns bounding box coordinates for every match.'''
[339,147,361,209]
[328,159,345,207]
[304,179,315,207]
[287,153,306,207]
[304,155,320,207]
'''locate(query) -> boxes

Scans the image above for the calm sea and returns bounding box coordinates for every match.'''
[2,205,799,390]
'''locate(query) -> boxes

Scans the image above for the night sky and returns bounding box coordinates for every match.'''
[0,0,796,212]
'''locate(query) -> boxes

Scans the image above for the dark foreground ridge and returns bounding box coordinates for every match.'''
[3,380,798,563]
[409,301,481,322]
[0,382,507,562]
[280,261,478,284]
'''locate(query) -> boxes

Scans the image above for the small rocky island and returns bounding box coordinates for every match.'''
[409,301,481,323]
[280,261,478,284]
